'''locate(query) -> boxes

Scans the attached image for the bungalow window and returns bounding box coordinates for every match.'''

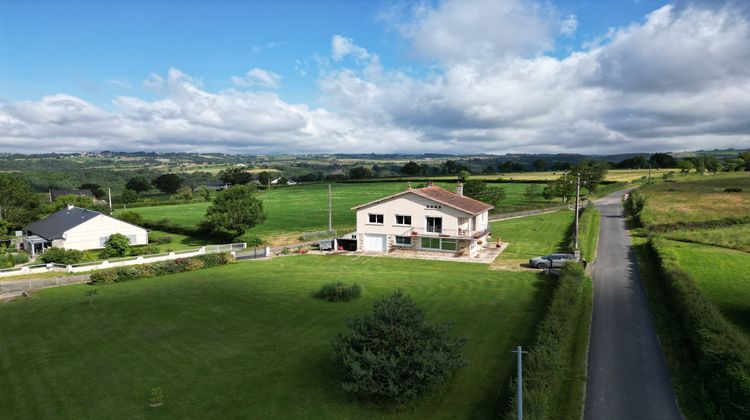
[368,214,384,224]
[426,217,442,233]
[421,237,440,249]
[395,236,412,245]
[420,237,457,251]
[440,239,457,251]
[395,215,412,226]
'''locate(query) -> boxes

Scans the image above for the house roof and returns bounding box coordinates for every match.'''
[50,189,94,201]
[23,206,103,240]
[351,185,494,216]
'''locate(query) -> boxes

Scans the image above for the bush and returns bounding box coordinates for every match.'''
[129,245,161,256]
[725,187,743,193]
[505,262,588,420]
[39,248,84,265]
[12,253,29,265]
[88,252,234,285]
[623,189,647,219]
[100,233,131,258]
[117,211,143,226]
[332,290,466,405]
[647,238,750,418]
[151,235,173,245]
[315,282,362,302]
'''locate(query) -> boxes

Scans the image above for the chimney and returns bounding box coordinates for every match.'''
[456,182,464,196]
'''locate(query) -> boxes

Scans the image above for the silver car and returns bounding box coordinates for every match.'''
[529,253,578,269]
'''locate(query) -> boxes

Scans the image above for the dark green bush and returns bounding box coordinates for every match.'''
[194,252,235,268]
[129,245,161,256]
[39,248,84,265]
[623,189,647,219]
[12,253,29,265]
[151,236,173,245]
[117,210,144,226]
[89,252,234,284]
[648,238,750,418]
[315,282,362,302]
[505,262,587,420]
[332,290,466,405]
[724,187,743,193]
[101,233,131,258]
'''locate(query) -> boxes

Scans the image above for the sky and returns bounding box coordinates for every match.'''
[1,0,749,155]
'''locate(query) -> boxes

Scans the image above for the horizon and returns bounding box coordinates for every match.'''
[2,0,750,154]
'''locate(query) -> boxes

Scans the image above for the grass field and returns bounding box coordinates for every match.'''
[125,182,554,244]
[639,172,750,226]
[662,224,750,252]
[0,255,549,419]
[490,210,574,269]
[426,168,664,182]
[663,240,750,334]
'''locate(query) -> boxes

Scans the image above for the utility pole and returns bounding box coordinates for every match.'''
[328,184,333,233]
[512,346,528,420]
[648,162,652,184]
[575,173,581,250]
[108,187,113,213]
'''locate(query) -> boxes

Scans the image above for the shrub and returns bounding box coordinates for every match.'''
[129,245,161,256]
[505,262,588,420]
[648,238,750,418]
[117,211,144,226]
[12,253,29,265]
[176,258,204,271]
[315,282,362,302]
[332,290,467,405]
[725,187,743,193]
[89,269,119,284]
[623,189,647,219]
[151,236,173,245]
[39,248,83,265]
[101,233,131,258]
[88,253,234,284]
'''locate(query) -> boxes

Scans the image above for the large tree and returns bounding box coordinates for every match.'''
[572,160,609,193]
[348,167,372,179]
[400,161,421,175]
[0,174,41,228]
[219,167,254,185]
[202,185,266,239]
[47,194,110,214]
[152,173,183,194]
[332,290,466,405]
[257,171,273,186]
[125,176,152,193]
[649,153,677,168]
[462,179,505,206]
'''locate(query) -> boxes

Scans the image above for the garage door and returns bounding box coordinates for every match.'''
[363,234,387,252]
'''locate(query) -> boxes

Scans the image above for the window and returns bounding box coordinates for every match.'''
[421,237,440,249]
[368,214,384,224]
[441,239,457,251]
[395,215,412,225]
[426,217,442,233]
[395,236,412,245]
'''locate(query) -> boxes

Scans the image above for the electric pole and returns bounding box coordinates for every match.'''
[328,184,333,233]
[648,162,652,183]
[512,346,528,420]
[108,187,113,213]
[575,173,581,250]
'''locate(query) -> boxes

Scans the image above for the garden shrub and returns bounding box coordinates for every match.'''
[647,238,750,418]
[623,189,647,220]
[88,252,234,284]
[39,248,84,265]
[505,262,588,420]
[129,245,161,256]
[151,236,173,245]
[117,210,143,226]
[315,281,362,302]
[332,290,466,405]
[101,233,131,258]
[12,253,29,265]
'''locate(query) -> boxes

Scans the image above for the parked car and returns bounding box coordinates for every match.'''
[529,253,579,269]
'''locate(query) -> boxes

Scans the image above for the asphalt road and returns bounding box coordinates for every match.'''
[584,189,682,420]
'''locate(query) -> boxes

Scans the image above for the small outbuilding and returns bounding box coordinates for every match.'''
[22,205,148,256]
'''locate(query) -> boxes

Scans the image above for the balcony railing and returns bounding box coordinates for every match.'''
[407,227,490,239]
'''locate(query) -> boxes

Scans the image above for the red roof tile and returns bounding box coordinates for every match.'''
[351,185,493,215]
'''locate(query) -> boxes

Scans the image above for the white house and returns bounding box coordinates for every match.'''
[351,182,493,258]
[22,205,148,256]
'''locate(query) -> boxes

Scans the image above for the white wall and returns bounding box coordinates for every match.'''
[356,193,472,237]
[62,215,148,250]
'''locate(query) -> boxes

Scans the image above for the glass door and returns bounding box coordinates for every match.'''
[426,217,442,233]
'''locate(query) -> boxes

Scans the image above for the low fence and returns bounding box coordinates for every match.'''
[0,243,247,279]
[1,275,91,299]
[300,230,337,241]
[489,205,572,221]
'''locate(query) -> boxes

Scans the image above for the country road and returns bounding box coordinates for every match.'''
[584,189,682,419]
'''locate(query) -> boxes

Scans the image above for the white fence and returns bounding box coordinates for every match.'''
[0,243,246,279]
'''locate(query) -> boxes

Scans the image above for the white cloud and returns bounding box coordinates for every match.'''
[106,79,132,89]
[560,14,577,36]
[331,35,376,62]
[231,68,282,88]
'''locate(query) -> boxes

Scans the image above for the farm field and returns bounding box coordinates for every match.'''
[660,240,750,335]
[638,172,750,226]
[661,224,750,252]
[124,182,553,244]
[0,255,549,419]
[426,168,664,183]
[490,210,574,269]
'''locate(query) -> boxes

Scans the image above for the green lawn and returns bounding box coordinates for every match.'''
[124,182,552,244]
[662,224,750,252]
[490,210,574,266]
[0,255,549,419]
[664,240,750,335]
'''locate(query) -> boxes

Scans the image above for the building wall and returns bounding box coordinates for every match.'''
[61,215,148,250]
[356,193,471,238]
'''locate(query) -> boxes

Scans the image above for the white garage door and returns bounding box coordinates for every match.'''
[363,234,387,252]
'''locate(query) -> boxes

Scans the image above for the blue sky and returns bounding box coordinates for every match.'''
[1,0,747,154]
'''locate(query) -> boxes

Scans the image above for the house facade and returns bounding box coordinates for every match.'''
[352,183,493,258]
[22,205,148,256]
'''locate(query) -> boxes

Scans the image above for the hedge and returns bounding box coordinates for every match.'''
[648,237,750,418]
[504,263,589,420]
[89,252,235,284]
